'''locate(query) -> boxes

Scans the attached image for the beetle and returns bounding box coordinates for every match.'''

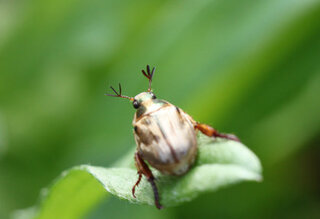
[106,65,240,209]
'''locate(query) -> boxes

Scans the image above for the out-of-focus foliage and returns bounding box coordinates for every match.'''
[16,135,261,219]
[0,0,319,218]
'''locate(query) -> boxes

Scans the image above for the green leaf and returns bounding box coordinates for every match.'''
[13,134,262,219]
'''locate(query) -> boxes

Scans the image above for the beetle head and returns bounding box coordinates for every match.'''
[132,92,157,109]
[106,65,157,110]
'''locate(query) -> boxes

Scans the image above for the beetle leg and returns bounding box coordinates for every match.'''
[132,173,142,198]
[195,123,240,142]
[133,152,163,209]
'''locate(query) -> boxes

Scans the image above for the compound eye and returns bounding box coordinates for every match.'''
[150,93,156,99]
[133,100,140,109]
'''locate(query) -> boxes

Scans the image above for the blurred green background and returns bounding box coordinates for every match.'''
[1,0,320,218]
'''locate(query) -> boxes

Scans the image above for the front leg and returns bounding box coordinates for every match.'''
[195,123,240,142]
[132,152,163,209]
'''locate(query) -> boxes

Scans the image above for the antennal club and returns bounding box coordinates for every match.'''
[142,65,155,92]
[105,83,133,101]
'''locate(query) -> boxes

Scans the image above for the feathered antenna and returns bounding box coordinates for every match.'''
[141,65,155,92]
[105,83,133,101]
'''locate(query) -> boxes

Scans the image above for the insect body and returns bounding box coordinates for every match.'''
[133,93,198,176]
[106,65,239,209]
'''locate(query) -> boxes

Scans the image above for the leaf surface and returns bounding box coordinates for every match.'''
[14,135,262,219]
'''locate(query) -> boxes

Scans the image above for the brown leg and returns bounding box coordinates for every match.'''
[132,173,142,198]
[133,152,163,209]
[195,123,240,142]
